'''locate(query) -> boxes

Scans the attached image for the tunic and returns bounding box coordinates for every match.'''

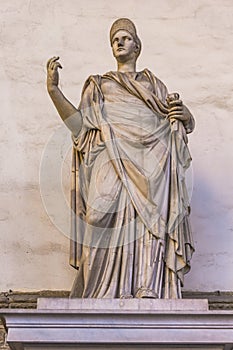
[69,69,194,298]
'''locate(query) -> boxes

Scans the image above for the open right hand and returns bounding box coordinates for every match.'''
[46,56,62,91]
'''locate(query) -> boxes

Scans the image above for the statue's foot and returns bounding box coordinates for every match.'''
[135,288,158,299]
[120,294,133,299]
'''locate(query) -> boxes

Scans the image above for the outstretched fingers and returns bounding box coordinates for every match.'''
[47,56,57,69]
[47,56,62,70]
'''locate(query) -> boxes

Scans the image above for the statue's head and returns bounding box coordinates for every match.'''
[110,18,141,61]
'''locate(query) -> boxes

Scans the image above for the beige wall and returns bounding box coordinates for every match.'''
[0,0,233,292]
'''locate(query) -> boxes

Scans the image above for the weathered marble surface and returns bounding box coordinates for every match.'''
[0,1,233,292]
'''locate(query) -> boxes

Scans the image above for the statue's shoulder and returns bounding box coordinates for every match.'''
[82,74,102,89]
[143,69,166,89]
[80,74,103,99]
[143,69,168,101]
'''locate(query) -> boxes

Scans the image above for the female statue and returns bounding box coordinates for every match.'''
[46,18,195,298]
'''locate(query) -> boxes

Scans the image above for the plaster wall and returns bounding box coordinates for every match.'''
[0,0,233,292]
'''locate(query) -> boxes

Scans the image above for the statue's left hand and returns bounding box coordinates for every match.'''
[167,93,190,124]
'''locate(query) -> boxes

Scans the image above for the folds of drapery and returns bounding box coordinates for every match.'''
[69,70,194,298]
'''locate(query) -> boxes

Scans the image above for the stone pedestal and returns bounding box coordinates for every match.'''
[1,298,233,350]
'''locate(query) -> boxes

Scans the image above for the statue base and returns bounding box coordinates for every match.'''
[37,297,208,311]
[1,298,233,350]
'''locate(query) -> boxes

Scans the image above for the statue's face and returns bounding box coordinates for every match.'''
[111,30,138,63]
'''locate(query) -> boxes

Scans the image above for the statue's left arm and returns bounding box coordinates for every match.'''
[146,71,195,134]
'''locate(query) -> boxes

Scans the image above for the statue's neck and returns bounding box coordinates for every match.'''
[117,60,136,73]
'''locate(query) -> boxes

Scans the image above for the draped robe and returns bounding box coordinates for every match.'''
[69,69,194,298]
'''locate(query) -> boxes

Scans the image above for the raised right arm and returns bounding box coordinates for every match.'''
[46,57,82,136]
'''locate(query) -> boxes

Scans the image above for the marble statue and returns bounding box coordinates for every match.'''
[46,18,195,299]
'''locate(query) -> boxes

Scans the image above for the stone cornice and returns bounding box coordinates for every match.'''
[1,299,233,350]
